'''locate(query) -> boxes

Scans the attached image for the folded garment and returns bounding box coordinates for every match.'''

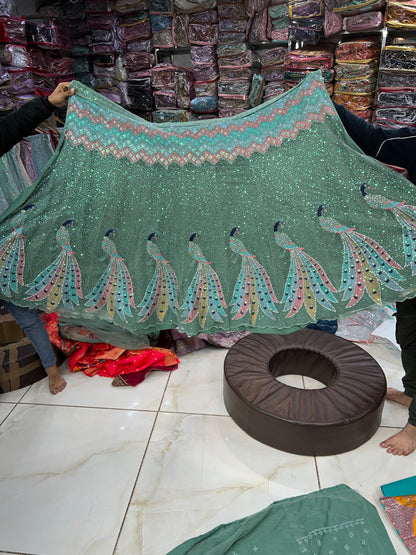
[154,88,177,109]
[259,46,287,67]
[264,79,285,97]
[150,14,173,31]
[270,28,289,41]
[261,65,285,81]
[7,67,34,94]
[123,51,154,71]
[189,9,218,22]
[118,14,152,41]
[380,495,416,554]
[26,18,70,49]
[343,10,384,31]
[168,485,395,555]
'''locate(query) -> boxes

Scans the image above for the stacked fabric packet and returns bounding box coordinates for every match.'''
[380,475,416,553]
[375,44,416,127]
[283,47,334,94]
[217,0,252,118]
[288,0,324,44]
[324,0,385,36]
[151,61,193,115]
[268,0,290,43]
[0,14,32,111]
[68,1,93,88]
[333,39,380,121]
[259,45,286,101]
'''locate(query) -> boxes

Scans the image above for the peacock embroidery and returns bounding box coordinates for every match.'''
[317,205,403,307]
[229,226,278,325]
[26,219,83,311]
[274,221,337,318]
[361,183,416,275]
[181,233,227,327]
[0,205,34,297]
[137,232,178,322]
[85,229,135,322]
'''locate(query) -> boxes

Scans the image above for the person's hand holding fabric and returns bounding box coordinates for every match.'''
[48,82,75,108]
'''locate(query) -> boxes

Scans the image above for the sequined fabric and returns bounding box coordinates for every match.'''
[1,71,416,337]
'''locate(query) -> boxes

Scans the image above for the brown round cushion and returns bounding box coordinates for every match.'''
[223,329,386,456]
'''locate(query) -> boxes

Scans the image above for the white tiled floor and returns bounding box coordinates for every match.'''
[0,328,414,555]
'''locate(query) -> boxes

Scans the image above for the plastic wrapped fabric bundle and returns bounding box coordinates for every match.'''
[374,106,416,126]
[188,22,218,45]
[172,13,189,46]
[193,63,218,82]
[0,15,26,44]
[152,109,194,122]
[379,69,416,87]
[343,9,384,30]
[385,0,416,28]
[217,1,246,18]
[194,80,218,96]
[173,0,216,13]
[2,72,416,338]
[332,91,375,109]
[190,45,217,65]
[335,60,379,79]
[190,94,218,113]
[259,46,287,67]
[335,40,380,62]
[380,45,416,71]
[218,95,250,110]
[332,0,385,13]
[249,73,265,106]
[220,66,253,81]
[285,48,333,69]
[0,44,29,67]
[377,88,416,107]
[334,76,377,93]
[218,79,251,96]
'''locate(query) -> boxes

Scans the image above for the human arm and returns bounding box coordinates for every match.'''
[334,102,416,184]
[0,82,75,157]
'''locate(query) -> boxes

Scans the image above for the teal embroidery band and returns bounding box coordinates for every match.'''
[1,71,416,337]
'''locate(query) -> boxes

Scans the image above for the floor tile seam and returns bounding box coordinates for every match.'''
[112,410,161,555]
[14,402,160,413]
[0,403,18,427]
[156,368,174,414]
[158,409,230,417]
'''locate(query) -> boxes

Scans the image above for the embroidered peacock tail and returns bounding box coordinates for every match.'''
[317,205,404,307]
[25,220,83,311]
[1,71,416,335]
[85,230,135,322]
[137,233,179,323]
[361,183,416,275]
[229,227,279,325]
[274,222,337,319]
[181,233,227,327]
[0,206,33,296]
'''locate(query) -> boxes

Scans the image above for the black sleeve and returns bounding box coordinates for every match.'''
[333,102,391,158]
[0,96,54,157]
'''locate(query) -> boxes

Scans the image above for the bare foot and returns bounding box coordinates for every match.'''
[385,387,412,407]
[380,423,416,456]
[45,365,67,395]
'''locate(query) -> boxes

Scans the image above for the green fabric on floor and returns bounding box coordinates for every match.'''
[167,485,395,555]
